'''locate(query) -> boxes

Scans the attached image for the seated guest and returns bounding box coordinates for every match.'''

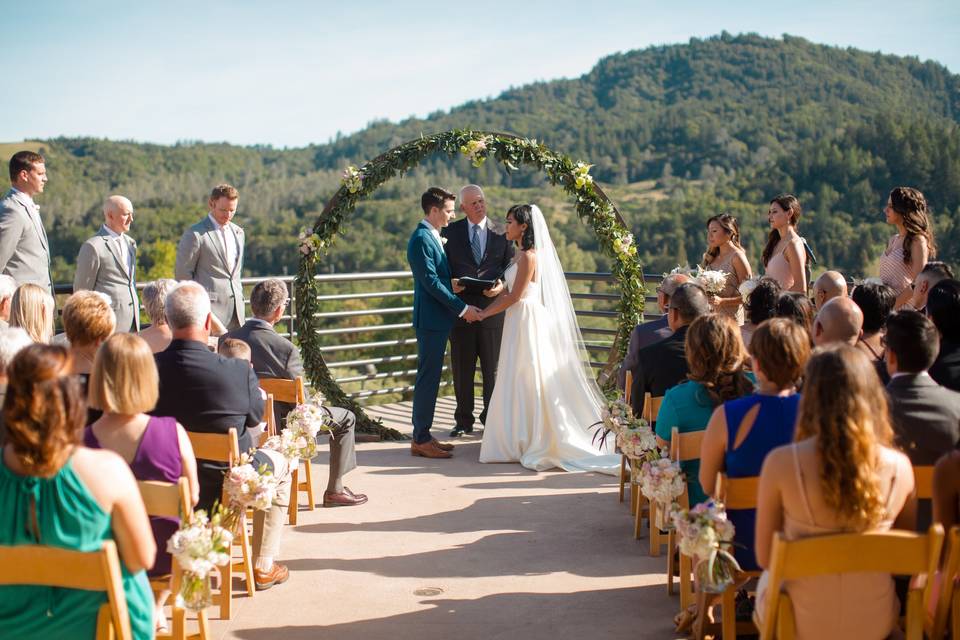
[218,338,268,445]
[62,291,116,376]
[222,278,367,507]
[618,272,689,389]
[851,282,896,383]
[138,279,176,354]
[774,291,815,344]
[0,344,155,639]
[812,296,863,347]
[84,333,199,631]
[9,283,54,343]
[755,345,915,640]
[700,318,809,571]
[928,279,960,392]
[0,274,15,328]
[0,327,31,442]
[741,277,781,352]
[909,261,954,313]
[812,270,847,311]
[655,314,753,507]
[152,281,292,590]
[629,282,711,417]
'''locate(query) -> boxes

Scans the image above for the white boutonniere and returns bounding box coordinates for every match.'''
[441,237,448,245]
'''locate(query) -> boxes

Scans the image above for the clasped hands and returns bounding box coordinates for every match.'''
[453,279,503,324]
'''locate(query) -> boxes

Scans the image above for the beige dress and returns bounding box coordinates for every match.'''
[709,250,745,325]
[878,234,913,296]
[764,237,805,292]
[755,444,912,640]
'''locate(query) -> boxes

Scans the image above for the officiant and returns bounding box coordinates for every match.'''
[442,185,515,437]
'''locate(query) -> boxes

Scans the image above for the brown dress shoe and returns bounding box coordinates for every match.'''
[254,562,289,591]
[431,438,454,452]
[411,440,452,458]
[323,489,368,507]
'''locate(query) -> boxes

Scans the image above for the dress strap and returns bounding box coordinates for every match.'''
[791,444,818,526]
[857,336,883,361]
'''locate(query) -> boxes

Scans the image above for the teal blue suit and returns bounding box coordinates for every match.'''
[407,221,467,443]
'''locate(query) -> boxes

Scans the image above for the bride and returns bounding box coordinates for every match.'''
[476,204,620,475]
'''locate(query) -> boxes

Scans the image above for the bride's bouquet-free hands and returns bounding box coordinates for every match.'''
[671,500,741,592]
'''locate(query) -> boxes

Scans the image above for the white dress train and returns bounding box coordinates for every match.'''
[479,263,620,475]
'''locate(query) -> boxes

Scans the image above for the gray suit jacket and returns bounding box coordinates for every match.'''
[887,373,960,466]
[0,188,51,291]
[74,226,140,332]
[175,216,245,328]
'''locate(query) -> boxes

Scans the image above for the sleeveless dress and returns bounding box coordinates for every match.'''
[0,454,153,640]
[723,393,799,571]
[85,415,183,576]
[878,234,913,296]
[479,263,620,474]
[708,250,745,325]
[755,445,908,640]
[654,380,716,506]
[765,237,805,292]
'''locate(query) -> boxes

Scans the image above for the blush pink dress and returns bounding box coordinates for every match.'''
[878,234,913,296]
[765,237,805,292]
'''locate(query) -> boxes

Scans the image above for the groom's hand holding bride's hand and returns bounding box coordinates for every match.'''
[463,305,482,323]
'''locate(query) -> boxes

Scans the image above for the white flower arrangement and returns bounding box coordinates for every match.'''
[572,162,594,190]
[600,398,634,436]
[341,165,365,194]
[264,398,332,462]
[638,455,685,505]
[167,510,233,611]
[671,500,741,592]
[616,421,659,459]
[612,232,637,258]
[663,264,695,279]
[738,276,761,303]
[694,265,729,296]
[224,453,277,513]
[459,137,492,167]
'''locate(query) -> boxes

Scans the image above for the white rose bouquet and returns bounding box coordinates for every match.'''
[264,399,333,462]
[616,421,659,460]
[671,499,741,592]
[219,452,278,532]
[167,510,233,611]
[738,276,761,303]
[638,455,685,505]
[694,265,729,296]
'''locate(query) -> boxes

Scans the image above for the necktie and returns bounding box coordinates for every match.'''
[116,236,128,272]
[471,225,482,264]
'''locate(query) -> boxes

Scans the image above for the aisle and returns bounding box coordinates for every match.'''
[208,398,678,639]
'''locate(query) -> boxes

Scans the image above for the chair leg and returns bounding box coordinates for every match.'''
[237,517,255,598]
[303,459,316,511]
[667,530,675,595]
[680,552,694,611]
[287,467,299,525]
[692,587,711,640]
[634,495,643,539]
[218,560,232,619]
[618,455,627,504]
[650,502,662,556]
[722,584,737,640]
[196,609,210,640]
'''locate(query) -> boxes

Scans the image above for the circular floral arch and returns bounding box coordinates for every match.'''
[296,130,645,438]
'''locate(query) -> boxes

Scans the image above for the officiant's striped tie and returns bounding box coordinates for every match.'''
[471,226,482,264]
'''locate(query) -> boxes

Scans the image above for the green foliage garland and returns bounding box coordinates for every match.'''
[297,130,645,439]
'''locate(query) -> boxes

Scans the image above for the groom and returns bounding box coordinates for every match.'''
[407,187,481,458]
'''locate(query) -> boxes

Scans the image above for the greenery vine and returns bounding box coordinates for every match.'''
[297,130,645,439]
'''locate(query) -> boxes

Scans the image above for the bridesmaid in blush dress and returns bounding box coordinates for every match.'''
[701,213,752,325]
[761,195,807,294]
[878,187,936,310]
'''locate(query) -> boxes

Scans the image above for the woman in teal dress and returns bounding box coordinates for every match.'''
[655,314,754,506]
[0,344,156,640]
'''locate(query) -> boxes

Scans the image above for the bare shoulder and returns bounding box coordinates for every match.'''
[760,443,794,478]
[519,249,537,265]
[72,447,135,506]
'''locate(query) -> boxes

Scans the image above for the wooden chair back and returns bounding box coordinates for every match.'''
[716,473,760,510]
[759,526,944,639]
[914,465,934,501]
[642,392,663,424]
[624,370,632,407]
[932,526,960,640]
[0,540,132,640]
[259,376,306,405]
[186,428,240,466]
[138,478,192,521]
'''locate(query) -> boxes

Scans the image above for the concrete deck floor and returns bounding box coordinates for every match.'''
[205,397,680,639]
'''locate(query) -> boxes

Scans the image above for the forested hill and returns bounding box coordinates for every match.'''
[12,32,960,284]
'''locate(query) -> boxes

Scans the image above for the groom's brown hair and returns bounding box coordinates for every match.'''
[421,187,455,215]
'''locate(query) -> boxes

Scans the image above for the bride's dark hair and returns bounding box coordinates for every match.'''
[507,204,536,250]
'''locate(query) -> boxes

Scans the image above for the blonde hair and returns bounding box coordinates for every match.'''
[218,338,251,361]
[88,333,159,414]
[9,284,55,343]
[62,291,116,347]
[795,345,893,530]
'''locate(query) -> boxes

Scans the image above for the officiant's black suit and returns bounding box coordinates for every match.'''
[442,217,514,431]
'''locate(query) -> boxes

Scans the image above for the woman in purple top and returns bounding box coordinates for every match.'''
[84,333,198,631]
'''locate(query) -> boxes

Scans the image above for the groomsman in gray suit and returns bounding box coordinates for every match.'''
[74,196,140,332]
[0,151,52,293]
[175,184,245,331]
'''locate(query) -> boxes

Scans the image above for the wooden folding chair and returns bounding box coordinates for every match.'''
[0,540,132,640]
[260,393,277,447]
[914,465,934,500]
[931,526,960,640]
[259,376,314,525]
[186,428,254,619]
[665,426,705,608]
[689,474,762,640]
[759,526,944,640]
[631,393,663,537]
[138,478,209,640]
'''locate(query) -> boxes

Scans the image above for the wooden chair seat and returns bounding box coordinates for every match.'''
[259,376,315,525]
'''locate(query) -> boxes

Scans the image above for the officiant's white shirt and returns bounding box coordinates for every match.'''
[468,216,488,257]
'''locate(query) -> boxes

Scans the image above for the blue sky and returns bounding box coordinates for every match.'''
[4,0,958,148]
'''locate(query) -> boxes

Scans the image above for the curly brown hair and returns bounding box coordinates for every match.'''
[795,345,893,530]
[889,187,937,265]
[2,344,85,476]
[684,314,753,404]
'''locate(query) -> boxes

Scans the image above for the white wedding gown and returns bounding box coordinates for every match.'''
[479,262,620,475]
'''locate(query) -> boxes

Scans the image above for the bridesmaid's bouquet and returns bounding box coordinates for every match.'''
[738,276,762,303]
[264,397,333,462]
[694,265,729,296]
[167,510,233,611]
[671,500,741,592]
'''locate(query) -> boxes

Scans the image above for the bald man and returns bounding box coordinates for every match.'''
[74,195,140,332]
[813,296,863,347]
[813,270,847,311]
